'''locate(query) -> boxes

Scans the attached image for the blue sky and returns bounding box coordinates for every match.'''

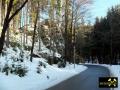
[90,0,120,23]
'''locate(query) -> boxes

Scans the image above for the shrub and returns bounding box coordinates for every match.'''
[11,56,17,62]
[14,65,28,77]
[2,64,10,75]
[20,50,24,58]
[12,47,17,52]
[24,45,32,51]
[38,61,46,68]
[1,63,28,77]
[57,61,66,68]
[1,51,7,56]
[10,42,21,48]
[37,67,42,74]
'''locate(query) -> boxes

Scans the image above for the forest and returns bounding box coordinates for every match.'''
[0,0,93,66]
[0,0,120,90]
[0,0,120,69]
[82,5,120,64]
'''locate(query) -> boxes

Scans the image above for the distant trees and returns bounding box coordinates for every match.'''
[75,23,92,59]
[90,17,110,64]
[83,5,120,64]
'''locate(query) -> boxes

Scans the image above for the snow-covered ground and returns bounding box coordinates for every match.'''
[0,58,87,90]
[107,65,120,90]
[2,38,119,90]
[0,46,119,90]
[0,48,87,90]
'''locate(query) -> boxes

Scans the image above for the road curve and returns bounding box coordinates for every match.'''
[47,65,110,90]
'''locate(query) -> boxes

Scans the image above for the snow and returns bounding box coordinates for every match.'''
[10,32,61,58]
[0,48,87,90]
[92,64,120,90]
[1,46,119,90]
[107,65,120,90]
[34,39,61,58]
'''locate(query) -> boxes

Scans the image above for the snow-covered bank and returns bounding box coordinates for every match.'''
[0,37,88,90]
[107,65,120,90]
[0,59,87,90]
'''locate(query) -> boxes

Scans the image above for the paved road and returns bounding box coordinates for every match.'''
[47,65,110,90]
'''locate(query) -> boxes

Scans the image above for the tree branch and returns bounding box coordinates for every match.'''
[8,0,28,22]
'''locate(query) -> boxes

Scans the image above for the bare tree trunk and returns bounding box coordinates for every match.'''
[73,0,76,68]
[73,23,76,68]
[30,5,39,62]
[64,0,69,64]
[69,0,74,63]
[38,25,41,51]
[0,26,8,53]
[38,9,41,51]
[19,11,23,47]
[6,28,9,47]
[1,0,5,26]
[25,4,28,44]
[23,28,26,47]
[23,7,26,47]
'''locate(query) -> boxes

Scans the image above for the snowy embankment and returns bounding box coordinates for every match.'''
[0,48,87,90]
[0,58,87,90]
[107,65,120,90]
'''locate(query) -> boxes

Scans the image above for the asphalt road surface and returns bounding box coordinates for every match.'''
[47,65,110,90]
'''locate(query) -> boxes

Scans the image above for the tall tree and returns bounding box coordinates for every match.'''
[0,0,28,53]
[30,0,40,62]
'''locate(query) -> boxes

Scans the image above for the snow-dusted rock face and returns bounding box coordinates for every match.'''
[38,23,64,55]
